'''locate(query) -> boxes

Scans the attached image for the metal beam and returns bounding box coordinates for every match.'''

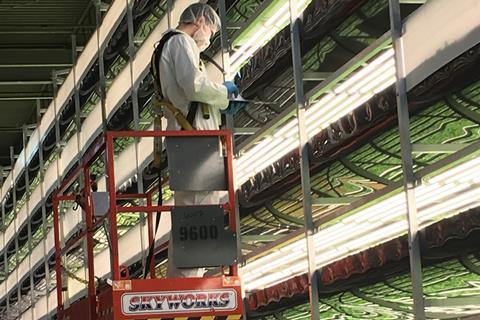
[341,158,393,185]
[399,0,427,4]
[389,1,425,318]
[0,47,71,51]
[9,146,22,316]
[411,143,468,154]
[425,296,480,308]
[0,127,27,133]
[0,81,52,86]
[0,96,52,101]
[460,254,480,275]
[242,235,285,242]
[265,202,304,226]
[0,24,95,30]
[233,127,259,135]
[0,64,72,68]
[312,197,357,206]
[289,1,320,319]
[23,125,36,319]
[446,96,480,124]
[0,30,92,35]
[126,0,147,277]
[303,72,332,81]
[36,99,51,317]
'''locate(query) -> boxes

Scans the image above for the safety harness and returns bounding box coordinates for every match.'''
[150,30,199,130]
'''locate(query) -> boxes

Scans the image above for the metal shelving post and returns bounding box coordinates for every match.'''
[36,99,52,319]
[126,0,148,269]
[9,146,21,318]
[288,1,320,319]
[22,125,36,319]
[388,0,425,318]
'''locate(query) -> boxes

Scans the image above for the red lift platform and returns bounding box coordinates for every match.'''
[52,130,243,320]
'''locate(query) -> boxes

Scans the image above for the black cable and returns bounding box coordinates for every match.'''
[201,52,225,74]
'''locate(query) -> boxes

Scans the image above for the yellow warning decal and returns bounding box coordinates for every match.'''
[112,280,132,291]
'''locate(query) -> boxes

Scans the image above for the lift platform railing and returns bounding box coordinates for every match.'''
[52,130,242,320]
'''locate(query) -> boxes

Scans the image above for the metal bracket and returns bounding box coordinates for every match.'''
[312,197,357,206]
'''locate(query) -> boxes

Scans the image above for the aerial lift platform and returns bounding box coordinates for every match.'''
[52,130,243,320]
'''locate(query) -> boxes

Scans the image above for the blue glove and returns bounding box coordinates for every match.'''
[224,81,239,98]
[222,100,249,115]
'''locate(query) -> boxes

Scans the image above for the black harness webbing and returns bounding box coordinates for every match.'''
[151,31,199,129]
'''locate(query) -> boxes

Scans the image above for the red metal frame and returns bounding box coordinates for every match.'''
[52,130,242,320]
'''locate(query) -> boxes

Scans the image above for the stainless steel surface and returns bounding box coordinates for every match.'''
[289,1,320,318]
[389,0,425,318]
[166,136,227,191]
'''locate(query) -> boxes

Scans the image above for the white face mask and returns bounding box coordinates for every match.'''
[193,24,212,52]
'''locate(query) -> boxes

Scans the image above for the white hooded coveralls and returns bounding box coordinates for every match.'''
[158,29,229,277]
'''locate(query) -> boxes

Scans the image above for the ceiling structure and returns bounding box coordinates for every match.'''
[0,0,97,167]
[0,0,479,319]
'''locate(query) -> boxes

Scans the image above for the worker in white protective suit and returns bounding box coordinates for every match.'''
[152,3,246,278]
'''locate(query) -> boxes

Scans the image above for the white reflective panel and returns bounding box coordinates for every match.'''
[46,229,55,256]
[137,130,155,169]
[6,270,16,293]
[79,103,102,154]
[43,161,59,196]
[99,0,127,52]
[30,186,42,213]
[60,135,79,175]
[48,292,58,316]
[67,269,87,302]
[0,270,4,296]
[12,150,25,186]
[4,221,14,247]
[113,143,137,189]
[105,64,132,117]
[110,128,154,189]
[17,258,30,287]
[22,308,34,320]
[56,74,74,114]
[33,294,48,320]
[155,206,172,245]
[62,207,82,241]
[26,130,39,165]
[0,182,8,204]
[30,239,46,273]
[75,31,99,82]
[404,0,480,90]
[97,176,107,191]
[16,205,28,232]
[38,108,55,154]
[118,220,149,267]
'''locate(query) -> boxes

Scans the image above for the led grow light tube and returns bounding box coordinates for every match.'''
[230,0,312,72]
[241,156,480,290]
[235,48,396,185]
